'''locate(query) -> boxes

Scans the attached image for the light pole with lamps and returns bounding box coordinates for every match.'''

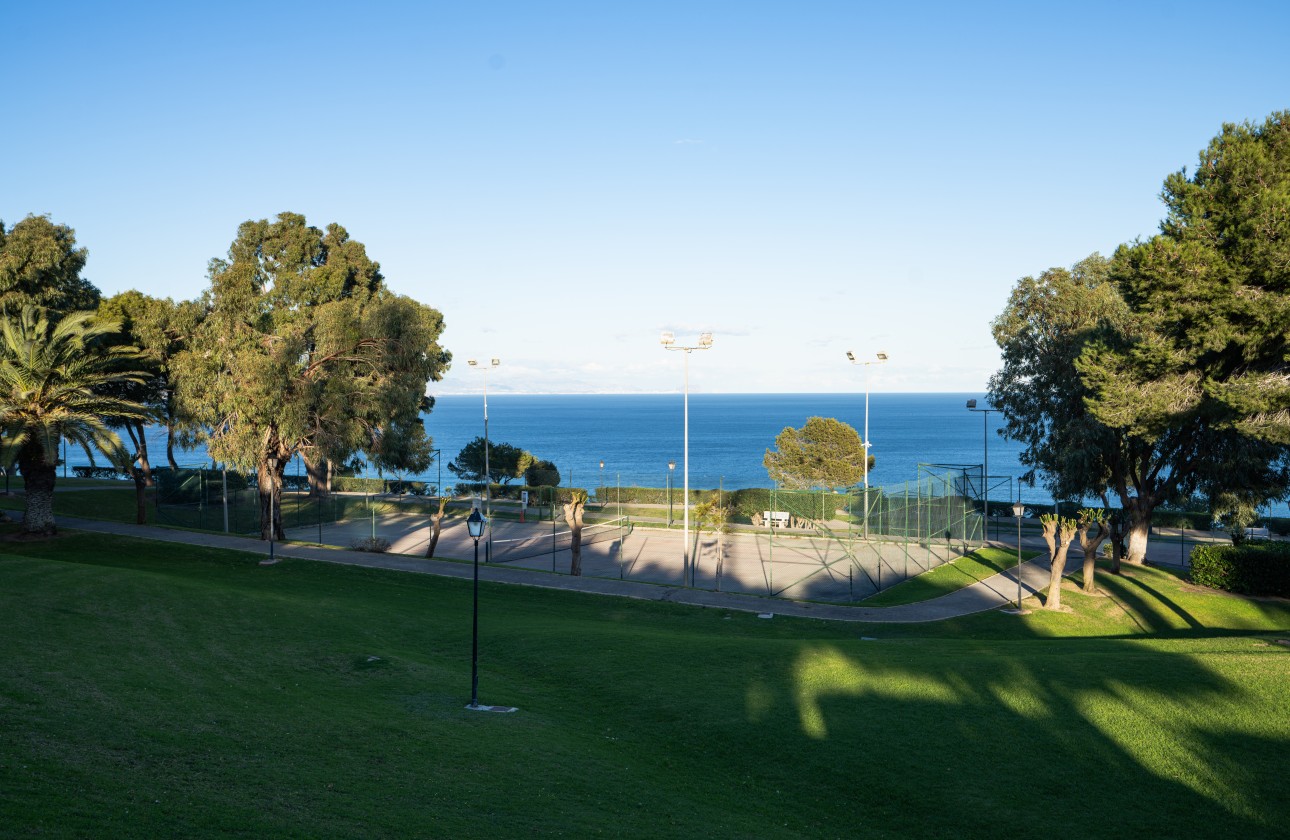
[599,460,605,505]
[1012,498,1026,610]
[468,358,499,550]
[846,351,888,539]
[466,507,517,713]
[966,399,997,543]
[661,331,713,586]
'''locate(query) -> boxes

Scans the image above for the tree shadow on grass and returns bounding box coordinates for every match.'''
[740,636,1290,837]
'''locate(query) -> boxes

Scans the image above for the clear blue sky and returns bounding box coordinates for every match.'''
[4,1,1288,394]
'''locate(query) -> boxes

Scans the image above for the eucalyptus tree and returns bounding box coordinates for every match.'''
[174,213,450,540]
[0,215,100,314]
[0,306,150,534]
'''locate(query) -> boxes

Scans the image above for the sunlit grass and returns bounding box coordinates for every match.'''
[1,524,1288,838]
[860,546,1039,606]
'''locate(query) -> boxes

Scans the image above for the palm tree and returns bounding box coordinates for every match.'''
[0,306,151,534]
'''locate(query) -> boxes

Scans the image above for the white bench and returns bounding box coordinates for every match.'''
[1244,525,1270,538]
[763,511,792,528]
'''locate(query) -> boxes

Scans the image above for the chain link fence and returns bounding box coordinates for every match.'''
[153,463,986,603]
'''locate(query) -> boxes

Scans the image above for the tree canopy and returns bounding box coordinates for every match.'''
[763,416,871,490]
[448,437,527,485]
[990,112,1290,563]
[0,215,99,313]
[172,212,449,537]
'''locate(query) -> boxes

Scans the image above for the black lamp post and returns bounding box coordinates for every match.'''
[465,508,517,713]
[1012,499,1026,610]
[467,508,485,708]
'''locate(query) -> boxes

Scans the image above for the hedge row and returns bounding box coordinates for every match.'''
[1190,540,1290,597]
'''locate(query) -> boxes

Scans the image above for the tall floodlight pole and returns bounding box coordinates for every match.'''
[661,331,713,587]
[846,351,888,539]
[468,358,500,550]
[966,400,997,544]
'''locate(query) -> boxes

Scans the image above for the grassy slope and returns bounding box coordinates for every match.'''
[860,546,1041,606]
[1,527,1289,838]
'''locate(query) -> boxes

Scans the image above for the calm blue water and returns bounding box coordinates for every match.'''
[427,393,1029,497]
[50,393,1041,503]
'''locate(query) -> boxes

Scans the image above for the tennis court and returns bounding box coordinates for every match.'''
[286,511,974,602]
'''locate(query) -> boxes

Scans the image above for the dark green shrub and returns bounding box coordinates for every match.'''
[1190,540,1290,597]
[72,466,127,480]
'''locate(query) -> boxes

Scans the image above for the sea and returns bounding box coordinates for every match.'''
[42,391,1290,516]
[51,393,1056,504]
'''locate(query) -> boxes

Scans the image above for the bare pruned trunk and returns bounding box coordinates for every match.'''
[1041,515,1077,611]
[426,497,448,558]
[563,492,586,576]
[1076,511,1108,594]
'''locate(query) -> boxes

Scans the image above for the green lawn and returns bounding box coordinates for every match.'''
[1,524,1288,838]
[861,546,1040,606]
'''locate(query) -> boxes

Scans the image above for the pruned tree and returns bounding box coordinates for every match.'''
[563,489,587,576]
[522,455,561,488]
[425,496,449,558]
[1039,513,1078,611]
[0,307,150,534]
[1076,508,1108,594]
[173,212,449,541]
[763,416,872,490]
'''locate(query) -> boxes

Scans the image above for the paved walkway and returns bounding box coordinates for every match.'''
[15,513,1096,623]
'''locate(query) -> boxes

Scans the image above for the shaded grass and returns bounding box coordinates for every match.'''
[1,524,1289,838]
[860,547,1041,607]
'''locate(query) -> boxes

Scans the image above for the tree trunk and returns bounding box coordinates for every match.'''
[125,422,153,525]
[1077,522,1107,594]
[425,498,447,558]
[1124,499,1155,565]
[1044,519,1077,611]
[17,442,58,535]
[1101,494,1124,575]
[563,497,585,576]
[258,461,283,541]
[304,454,330,498]
[166,426,179,471]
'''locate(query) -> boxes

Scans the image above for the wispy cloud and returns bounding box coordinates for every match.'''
[673,138,704,145]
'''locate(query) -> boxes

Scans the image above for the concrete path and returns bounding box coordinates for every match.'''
[11,513,1096,623]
